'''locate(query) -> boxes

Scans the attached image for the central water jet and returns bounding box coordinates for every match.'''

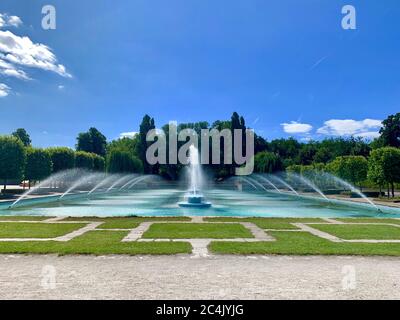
[178,145,211,208]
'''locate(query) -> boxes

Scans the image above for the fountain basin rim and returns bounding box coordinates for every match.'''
[178,201,212,208]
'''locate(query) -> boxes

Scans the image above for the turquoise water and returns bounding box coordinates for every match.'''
[1,188,399,218]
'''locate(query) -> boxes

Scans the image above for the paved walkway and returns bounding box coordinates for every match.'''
[1,254,400,299]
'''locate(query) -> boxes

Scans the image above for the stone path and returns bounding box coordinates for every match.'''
[55,222,102,242]
[122,222,152,242]
[293,223,342,242]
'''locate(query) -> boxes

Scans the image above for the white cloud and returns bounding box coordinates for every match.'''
[0,15,70,95]
[0,30,71,78]
[317,119,382,138]
[58,85,65,90]
[353,131,381,139]
[0,58,30,80]
[281,121,313,134]
[0,13,22,28]
[0,83,10,97]
[120,132,138,139]
[7,16,22,27]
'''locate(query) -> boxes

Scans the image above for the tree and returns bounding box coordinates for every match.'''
[47,147,75,173]
[313,146,334,163]
[76,127,107,156]
[75,151,94,170]
[12,128,31,147]
[269,138,301,161]
[328,156,368,189]
[368,147,400,197]
[107,150,143,174]
[93,154,105,172]
[379,113,400,147]
[0,136,26,190]
[25,148,52,188]
[367,149,386,195]
[298,143,317,165]
[107,136,140,156]
[136,115,155,174]
[254,152,283,173]
[254,134,268,154]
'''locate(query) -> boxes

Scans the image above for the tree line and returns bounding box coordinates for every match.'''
[0,112,399,197]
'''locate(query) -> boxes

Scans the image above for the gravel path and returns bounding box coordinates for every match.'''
[1,254,400,300]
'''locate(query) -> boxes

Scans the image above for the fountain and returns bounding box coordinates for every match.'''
[178,145,211,208]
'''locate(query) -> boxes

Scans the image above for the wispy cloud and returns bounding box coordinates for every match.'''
[0,30,71,78]
[119,132,138,139]
[0,13,71,97]
[0,83,10,97]
[317,119,382,139]
[281,121,313,134]
[0,13,22,28]
[0,58,31,80]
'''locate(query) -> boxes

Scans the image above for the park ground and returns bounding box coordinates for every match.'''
[1,254,400,299]
[1,216,400,299]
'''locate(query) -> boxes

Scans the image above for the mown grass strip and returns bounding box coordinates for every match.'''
[0,222,86,238]
[310,224,400,240]
[0,231,192,255]
[209,231,400,256]
[204,217,324,230]
[143,223,254,239]
[0,216,53,221]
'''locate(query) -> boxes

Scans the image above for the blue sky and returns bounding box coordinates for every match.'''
[0,0,399,147]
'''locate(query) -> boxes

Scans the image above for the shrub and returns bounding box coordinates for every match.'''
[25,148,52,186]
[47,147,75,173]
[0,136,26,190]
[107,150,143,173]
[254,152,283,173]
[75,151,95,170]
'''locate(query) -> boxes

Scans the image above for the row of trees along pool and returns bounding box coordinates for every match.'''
[0,112,400,198]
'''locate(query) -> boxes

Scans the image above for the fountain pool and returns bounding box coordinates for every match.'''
[0,185,399,218]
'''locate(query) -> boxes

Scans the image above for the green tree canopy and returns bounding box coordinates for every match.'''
[327,156,368,188]
[76,127,107,156]
[269,138,301,160]
[254,152,283,173]
[107,136,140,156]
[107,150,143,174]
[75,151,95,170]
[11,128,31,147]
[379,113,400,147]
[368,147,400,197]
[92,154,105,172]
[47,147,75,173]
[0,136,26,190]
[25,148,52,185]
[136,115,155,174]
[298,143,317,165]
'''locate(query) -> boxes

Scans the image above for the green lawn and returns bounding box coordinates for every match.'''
[63,216,191,229]
[0,216,53,221]
[209,231,400,256]
[336,218,400,225]
[143,223,254,239]
[0,231,192,255]
[310,224,400,240]
[0,217,400,255]
[0,223,86,238]
[204,217,323,229]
